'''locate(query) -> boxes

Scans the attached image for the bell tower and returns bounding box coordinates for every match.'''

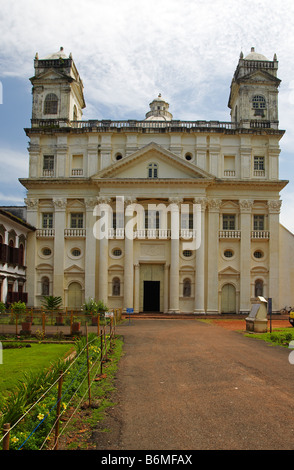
[30,47,86,125]
[228,47,281,129]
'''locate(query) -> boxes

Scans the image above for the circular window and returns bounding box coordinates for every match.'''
[112,248,122,257]
[224,249,234,258]
[42,247,52,256]
[116,154,123,161]
[71,248,81,257]
[254,250,264,259]
[185,153,192,161]
[183,250,193,257]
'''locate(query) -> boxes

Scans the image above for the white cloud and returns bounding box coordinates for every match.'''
[0,0,294,231]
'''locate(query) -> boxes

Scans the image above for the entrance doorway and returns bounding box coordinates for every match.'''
[143,281,160,312]
[221,283,236,313]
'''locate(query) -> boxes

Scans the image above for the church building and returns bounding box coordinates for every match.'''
[20,47,294,314]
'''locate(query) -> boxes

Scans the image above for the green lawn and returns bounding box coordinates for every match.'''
[0,343,74,394]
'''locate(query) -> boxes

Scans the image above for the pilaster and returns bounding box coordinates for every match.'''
[194,197,207,314]
[52,197,67,301]
[268,199,282,312]
[239,199,254,314]
[207,198,221,314]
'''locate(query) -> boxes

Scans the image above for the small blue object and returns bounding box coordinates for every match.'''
[126,308,134,313]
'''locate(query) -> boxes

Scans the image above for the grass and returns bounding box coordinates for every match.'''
[58,334,124,450]
[245,327,294,347]
[0,343,74,394]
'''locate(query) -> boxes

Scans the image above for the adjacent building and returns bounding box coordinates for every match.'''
[0,207,35,305]
[19,47,294,314]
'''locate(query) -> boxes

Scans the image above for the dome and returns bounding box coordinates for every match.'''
[145,94,173,121]
[244,47,268,61]
[41,47,68,60]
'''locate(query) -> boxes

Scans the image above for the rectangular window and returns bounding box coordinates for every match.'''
[113,212,124,229]
[70,213,84,229]
[181,212,194,229]
[43,155,54,170]
[145,211,160,229]
[253,215,264,231]
[223,215,235,230]
[71,155,83,176]
[42,213,53,229]
[254,156,265,171]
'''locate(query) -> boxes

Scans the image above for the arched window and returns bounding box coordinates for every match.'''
[8,240,14,264]
[252,96,266,116]
[183,278,191,297]
[148,163,158,178]
[73,105,77,121]
[41,277,50,296]
[112,277,120,296]
[19,243,24,266]
[44,93,58,114]
[255,279,264,298]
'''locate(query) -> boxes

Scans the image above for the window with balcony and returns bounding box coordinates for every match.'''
[44,93,58,115]
[254,156,265,176]
[42,213,53,229]
[181,212,193,230]
[71,155,83,176]
[43,155,55,176]
[145,210,160,229]
[253,215,265,231]
[222,215,236,230]
[70,213,84,229]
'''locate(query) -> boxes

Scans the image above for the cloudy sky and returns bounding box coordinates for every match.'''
[1,0,294,231]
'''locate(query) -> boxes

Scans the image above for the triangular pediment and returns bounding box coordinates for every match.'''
[240,69,280,85]
[92,142,215,181]
[219,266,240,276]
[30,69,72,83]
[64,264,84,273]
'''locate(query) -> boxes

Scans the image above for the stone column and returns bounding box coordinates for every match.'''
[268,200,282,313]
[52,198,67,301]
[206,198,221,314]
[84,198,97,301]
[239,199,254,314]
[134,263,140,313]
[124,198,136,311]
[169,198,182,313]
[24,198,39,306]
[194,197,207,314]
[97,196,111,305]
[164,263,170,313]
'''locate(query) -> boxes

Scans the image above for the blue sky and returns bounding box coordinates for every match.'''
[1,0,294,231]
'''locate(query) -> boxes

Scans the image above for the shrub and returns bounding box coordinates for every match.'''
[42,296,62,311]
[11,301,27,314]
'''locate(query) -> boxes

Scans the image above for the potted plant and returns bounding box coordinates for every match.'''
[82,298,106,325]
[71,319,81,335]
[42,295,63,325]
[11,301,31,334]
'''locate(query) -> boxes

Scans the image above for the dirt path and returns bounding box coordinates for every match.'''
[90,319,294,451]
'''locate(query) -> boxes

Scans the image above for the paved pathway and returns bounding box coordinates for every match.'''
[93,319,294,450]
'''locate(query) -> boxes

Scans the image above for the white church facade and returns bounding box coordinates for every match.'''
[20,47,294,314]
